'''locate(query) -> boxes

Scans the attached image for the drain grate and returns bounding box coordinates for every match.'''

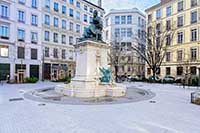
[9,98,24,102]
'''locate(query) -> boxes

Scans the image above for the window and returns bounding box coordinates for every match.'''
[53,48,58,58]
[127,28,132,37]
[31,32,38,44]
[177,32,183,43]
[178,1,184,12]
[156,23,161,34]
[191,11,197,24]
[166,67,171,75]
[121,28,126,37]
[177,16,183,27]
[76,1,80,8]
[190,66,197,75]
[177,67,183,76]
[0,25,9,39]
[90,8,93,13]
[76,11,80,20]
[156,9,161,19]
[156,67,161,75]
[17,47,25,59]
[69,8,73,17]
[45,47,49,57]
[54,17,58,27]
[115,16,120,24]
[62,49,66,59]
[191,48,197,61]
[191,0,197,7]
[69,36,73,45]
[69,0,74,5]
[44,14,50,25]
[62,34,66,44]
[31,48,37,60]
[53,33,58,43]
[69,22,73,31]
[31,14,38,26]
[76,24,80,33]
[166,35,171,46]
[166,20,171,30]
[191,29,197,41]
[114,28,120,38]
[18,29,25,41]
[19,0,25,4]
[127,15,132,24]
[32,0,37,8]
[177,50,183,61]
[18,10,25,23]
[62,6,66,14]
[121,16,126,24]
[0,46,8,57]
[84,5,87,11]
[44,31,50,41]
[1,5,9,18]
[166,6,172,17]
[45,0,50,8]
[89,16,93,24]
[148,14,152,24]
[84,14,87,22]
[138,17,141,26]
[62,20,66,29]
[166,52,171,62]
[147,68,151,75]
[54,2,59,12]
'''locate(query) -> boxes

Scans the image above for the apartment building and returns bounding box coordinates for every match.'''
[104,8,146,77]
[0,0,42,82]
[42,0,105,80]
[145,0,200,78]
[0,0,104,82]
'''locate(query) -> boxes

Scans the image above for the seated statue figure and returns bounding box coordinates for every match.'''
[81,10,103,42]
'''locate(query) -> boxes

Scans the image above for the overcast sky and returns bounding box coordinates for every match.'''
[90,0,160,13]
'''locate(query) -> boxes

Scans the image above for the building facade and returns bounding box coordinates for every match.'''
[0,0,42,82]
[42,0,104,80]
[0,0,104,82]
[104,8,146,77]
[145,0,200,79]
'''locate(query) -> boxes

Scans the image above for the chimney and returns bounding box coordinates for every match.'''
[98,0,102,7]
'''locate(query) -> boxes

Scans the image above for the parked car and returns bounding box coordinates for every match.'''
[175,77,183,83]
[162,76,175,83]
[127,75,140,82]
[148,76,161,82]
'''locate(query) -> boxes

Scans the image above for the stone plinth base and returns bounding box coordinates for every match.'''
[55,83,126,98]
[55,40,127,98]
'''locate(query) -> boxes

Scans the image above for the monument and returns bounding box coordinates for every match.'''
[55,10,126,98]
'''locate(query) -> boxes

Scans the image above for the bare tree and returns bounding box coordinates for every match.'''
[132,22,176,80]
[108,40,126,81]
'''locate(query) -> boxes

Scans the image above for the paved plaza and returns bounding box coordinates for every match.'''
[0,82,200,133]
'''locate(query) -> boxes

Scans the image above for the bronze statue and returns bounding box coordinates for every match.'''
[80,10,103,42]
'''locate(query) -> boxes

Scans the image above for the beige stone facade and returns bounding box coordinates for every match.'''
[145,0,200,78]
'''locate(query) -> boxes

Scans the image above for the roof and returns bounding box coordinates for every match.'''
[145,0,174,12]
[82,0,104,11]
[145,3,161,12]
[105,8,146,18]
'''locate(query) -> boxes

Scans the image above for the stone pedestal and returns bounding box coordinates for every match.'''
[55,40,126,98]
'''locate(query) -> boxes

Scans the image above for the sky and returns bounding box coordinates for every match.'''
[89,0,160,13]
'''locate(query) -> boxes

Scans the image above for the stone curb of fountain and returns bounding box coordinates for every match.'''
[23,86,156,105]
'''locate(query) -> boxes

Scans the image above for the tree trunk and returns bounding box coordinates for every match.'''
[114,65,118,82]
